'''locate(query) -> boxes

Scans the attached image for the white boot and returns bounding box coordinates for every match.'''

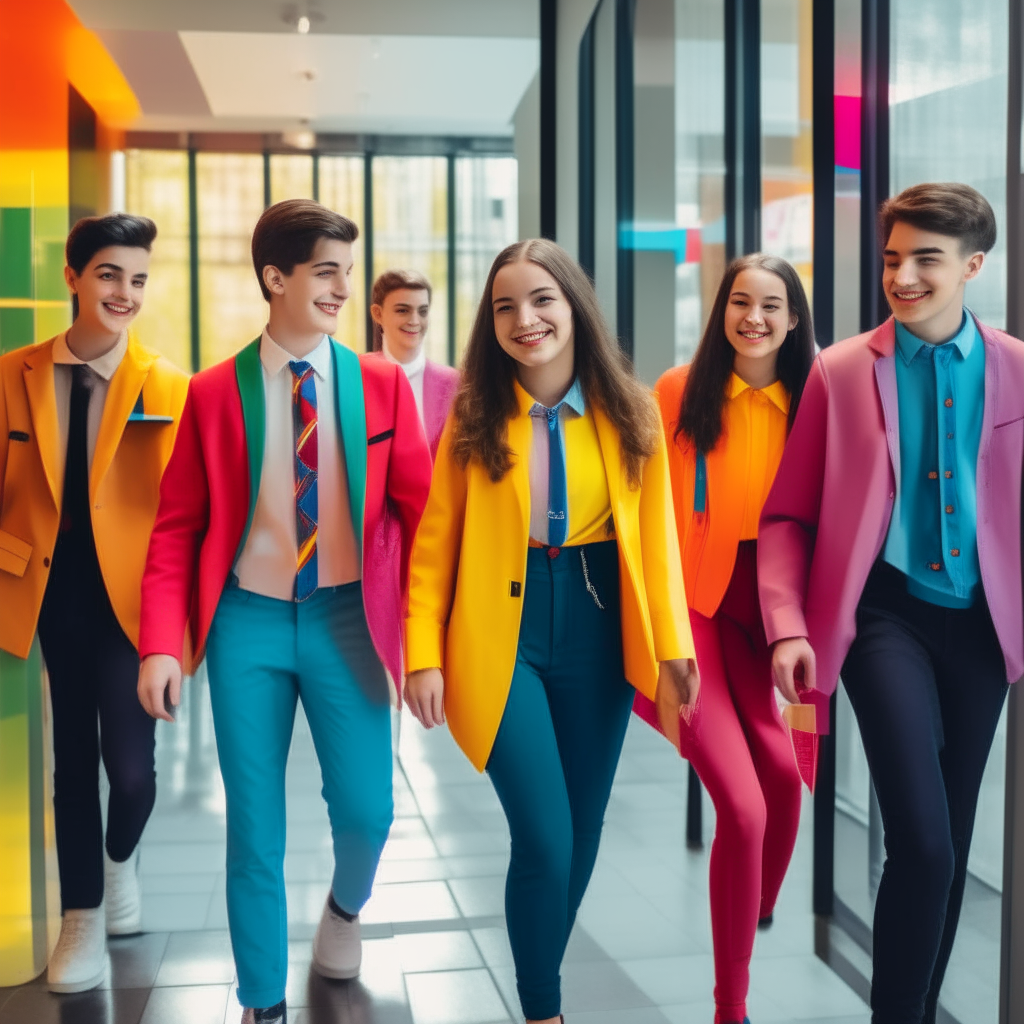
[311,896,361,979]
[104,848,142,935]
[47,907,107,993]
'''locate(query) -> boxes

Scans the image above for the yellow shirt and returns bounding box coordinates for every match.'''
[518,380,613,546]
[724,373,790,540]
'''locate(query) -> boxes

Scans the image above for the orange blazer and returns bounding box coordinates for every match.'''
[0,334,189,658]
[656,365,788,620]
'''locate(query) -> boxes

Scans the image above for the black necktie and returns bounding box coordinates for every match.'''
[61,364,93,537]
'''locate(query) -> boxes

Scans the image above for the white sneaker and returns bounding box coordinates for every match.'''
[104,848,142,935]
[311,897,361,979]
[47,907,107,993]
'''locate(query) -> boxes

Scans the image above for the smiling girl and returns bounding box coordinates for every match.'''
[649,253,814,1024]
[404,239,699,1024]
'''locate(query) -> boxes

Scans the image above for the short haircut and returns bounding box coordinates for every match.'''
[251,199,359,301]
[66,213,157,275]
[879,183,997,255]
[370,268,432,350]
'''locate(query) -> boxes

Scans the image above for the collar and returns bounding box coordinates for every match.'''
[53,330,128,381]
[260,328,332,379]
[381,339,427,378]
[894,308,976,365]
[516,377,587,418]
[727,372,790,415]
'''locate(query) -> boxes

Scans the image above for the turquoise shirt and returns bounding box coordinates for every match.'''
[883,311,985,608]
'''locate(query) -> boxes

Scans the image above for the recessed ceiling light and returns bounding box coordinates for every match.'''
[297,15,310,33]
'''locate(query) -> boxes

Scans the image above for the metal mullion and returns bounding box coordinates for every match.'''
[363,152,374,353]
[447,153,457,366]
[188,147,200,373]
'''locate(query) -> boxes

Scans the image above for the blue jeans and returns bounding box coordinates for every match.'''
[486,541,634,1020]
[206,581,393,1009]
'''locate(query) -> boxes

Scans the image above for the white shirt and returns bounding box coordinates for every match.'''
[381,339,426,423]
[52,331,128,487]
[234,330,361,599]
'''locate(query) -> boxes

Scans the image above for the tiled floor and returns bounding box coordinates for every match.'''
[0,671,870,1024]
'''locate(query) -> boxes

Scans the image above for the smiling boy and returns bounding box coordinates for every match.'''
[759,183,1024,1024]
[0,214,189,992]
[136,200,432,1024]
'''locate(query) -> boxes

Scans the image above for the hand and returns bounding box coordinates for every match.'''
[138,653,182,722]
[405,668,446,728]
[771,637,816,706]
[655,657,700,753]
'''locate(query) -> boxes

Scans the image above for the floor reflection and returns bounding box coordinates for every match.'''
[0,670,870,1024]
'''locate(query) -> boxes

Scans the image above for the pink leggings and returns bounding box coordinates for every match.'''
[683,541,803,1024]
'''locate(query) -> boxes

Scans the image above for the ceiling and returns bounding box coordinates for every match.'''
[69,0,539,137]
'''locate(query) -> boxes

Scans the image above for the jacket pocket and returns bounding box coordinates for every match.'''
[0,529,32,577]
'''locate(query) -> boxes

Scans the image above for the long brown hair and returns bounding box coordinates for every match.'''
[451,238,659,486]
[678,252,815,453]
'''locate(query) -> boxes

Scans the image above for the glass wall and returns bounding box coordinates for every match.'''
[371,156,450,365]
[760,0,814,298]
[674,0,726,366]
[454,155,518,359]
[124,148,516,370]
[318,155,366,353]
[124,150,191,372]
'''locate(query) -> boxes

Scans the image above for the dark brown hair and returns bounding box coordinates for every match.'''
[451,238,659,486]
[251,199,358,301]
[879,182,996,255]
[370,268,432,351]
[678,252,815,454]
[66,214,158,320]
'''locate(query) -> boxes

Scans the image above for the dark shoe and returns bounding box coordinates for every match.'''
[757,913,773,929]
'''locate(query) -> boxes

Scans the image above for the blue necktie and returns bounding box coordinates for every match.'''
[545,403,568,547]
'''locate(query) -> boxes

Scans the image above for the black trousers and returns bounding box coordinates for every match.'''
[37,539,155,912]
[842,561,1008,1024]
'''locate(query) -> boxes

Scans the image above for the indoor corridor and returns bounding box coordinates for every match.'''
[0,671,868,1024]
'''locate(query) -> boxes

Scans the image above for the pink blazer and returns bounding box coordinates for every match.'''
[758,315,1024,733]
[366,354,459,693]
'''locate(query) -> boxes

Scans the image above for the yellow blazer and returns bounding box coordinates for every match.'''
[0,334,189,658]
[405,399,695,771]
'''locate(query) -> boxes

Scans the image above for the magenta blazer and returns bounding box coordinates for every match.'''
[366,354,459,694]
[758,315,1024,733]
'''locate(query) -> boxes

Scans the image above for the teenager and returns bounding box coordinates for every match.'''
[0,213,188,992]
[137,200,432,1024]
[633,254,812,1024]
[760,183,1024,1024]
[403,238,699,1024]
[369,268,459,458]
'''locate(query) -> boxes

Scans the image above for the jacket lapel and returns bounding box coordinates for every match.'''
[234,339,265,554]
[507,409,532,538]
[869,319,901,483]
[330,340,367,552]
[21,343,61,507]
[90,336,156,498]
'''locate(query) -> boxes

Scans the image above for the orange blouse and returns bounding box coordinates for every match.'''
[655,366,790,619]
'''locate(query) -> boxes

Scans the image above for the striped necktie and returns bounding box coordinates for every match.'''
[290,360,318,601]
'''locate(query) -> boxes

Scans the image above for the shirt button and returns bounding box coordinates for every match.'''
[951,549,961,557]
[945,471,953,479]
[43,557,50,567]
[928,471,938,480]
[929,562,942,571]
[947,433,954,439]
[945,505,954,513]
[944,398,953,407]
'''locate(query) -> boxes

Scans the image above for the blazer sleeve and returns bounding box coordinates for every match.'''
[139,383,210,663]
[387,367,433,597]
[758,355,829,645]
[639,418,695,662]
[404,419,468,673]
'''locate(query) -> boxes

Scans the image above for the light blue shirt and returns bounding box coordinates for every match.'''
[883,311,985,608]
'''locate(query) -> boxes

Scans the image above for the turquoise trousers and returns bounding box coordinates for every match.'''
[486,541,634,1020]
[206,581,393,1009]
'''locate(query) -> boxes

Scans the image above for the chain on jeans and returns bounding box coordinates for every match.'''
[579,549,605,610]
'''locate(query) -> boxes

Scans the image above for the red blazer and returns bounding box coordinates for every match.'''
[139,338,432,685]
